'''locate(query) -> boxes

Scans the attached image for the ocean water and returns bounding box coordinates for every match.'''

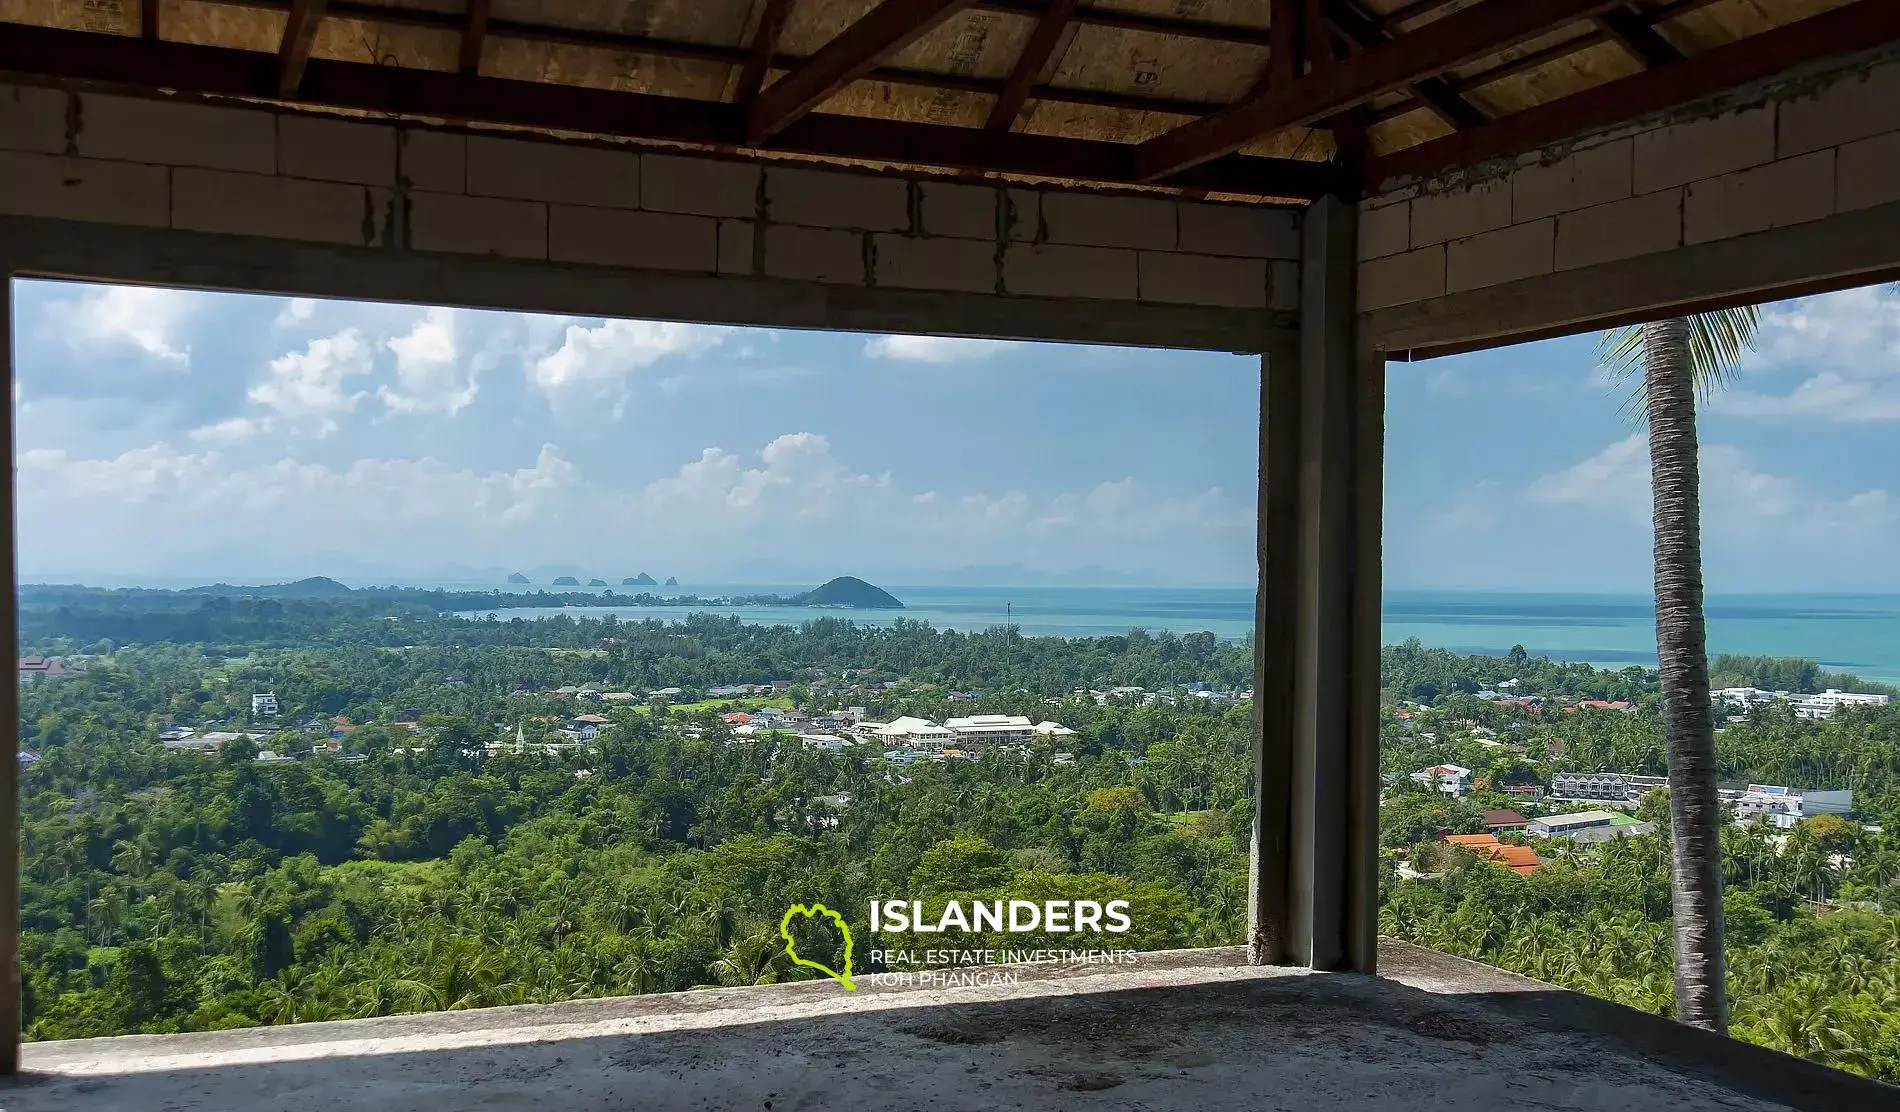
[456,586,1900,683]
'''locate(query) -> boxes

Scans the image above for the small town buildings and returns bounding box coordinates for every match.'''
[723,712,753,726]
[252,693,280,718]
[1715,686,1891,720]
[1410,765,1472,797]
[1033,721,1077,739]
[1731,785,1854,828]
[253,750,296,764]
[802,734,850,753]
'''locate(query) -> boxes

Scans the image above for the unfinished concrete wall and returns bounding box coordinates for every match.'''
[1356,45,1900,355]
[0,80,1298,348]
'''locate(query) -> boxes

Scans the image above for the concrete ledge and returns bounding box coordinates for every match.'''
[0,216,1295,353]
[1362,197,1900,358]
[4,942,1890,1111]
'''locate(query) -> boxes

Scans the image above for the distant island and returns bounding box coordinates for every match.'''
[623,574,657,587]
[587,579,609,587]
[507,572,530,585]
[793,576,904,609]
[664,576,679,587]
[14,577,907,618]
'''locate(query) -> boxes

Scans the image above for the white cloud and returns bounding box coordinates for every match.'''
[247,329,374,436]
[529,319,726,409]
[15,433,1245,582]
[864,335,1016,363]
[1712,286,1900,420]
[43,285,195,367]
[381,307,478,415]
[274,297,318,327]
[188,416,270,445]
[1527,433,1887,533]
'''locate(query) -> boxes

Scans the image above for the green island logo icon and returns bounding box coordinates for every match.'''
[780,902,856,990]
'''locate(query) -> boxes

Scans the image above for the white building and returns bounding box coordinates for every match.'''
[1528,810,1619,837]
[871,716,955,749]
[1732,785,1854,828]
[802,733,850,753]
[1714,686,1890,720]
[1032,720,1077,739]
[1410,764,1472,797]
[252,692,280,718]
[945,714,1036,746]
[1789,689,1890,720]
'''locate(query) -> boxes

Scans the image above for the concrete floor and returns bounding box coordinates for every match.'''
[3,943,1890,1111]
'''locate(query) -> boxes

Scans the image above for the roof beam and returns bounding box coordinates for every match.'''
[1323,0,1485,129]
[0,22,1342,199]
[734,0,796,105]
[459,0,491,76]
[746,0,976,141]
[987,0,1077,130]
[1594,4,1684,68]
[1365,0,1900,188]
[1135,0,1626,181]
[275,0,327,97]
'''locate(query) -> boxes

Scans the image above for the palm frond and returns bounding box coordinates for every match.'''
[1597,305,1761,423]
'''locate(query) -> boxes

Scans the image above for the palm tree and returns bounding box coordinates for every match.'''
[1599,308,1761,1035]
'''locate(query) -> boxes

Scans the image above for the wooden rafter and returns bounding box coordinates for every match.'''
[0,21,1344,199]
[1365,0,1900,187]
[986,0,1076,131]
[1323,0,1484,130]
[1134,0,1627,181]
[459,0,491,76]
[735,0,796,105]
[1595,4,1684,68]
[275,0,326,97]
[746,0,976,142]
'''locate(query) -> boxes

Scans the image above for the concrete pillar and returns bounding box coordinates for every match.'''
[1248,196,1384,972]
[1,277,18,1070]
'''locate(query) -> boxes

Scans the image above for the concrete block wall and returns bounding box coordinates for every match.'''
[0,83,1301,314]
[1357,49,1900,313]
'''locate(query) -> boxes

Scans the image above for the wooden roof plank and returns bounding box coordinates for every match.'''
[746,0,978,142]
[987,0,1077,131]
[1366,0,1900,186]
[0,21,1340,199]
[276,0,326,97]
[1136,0,1629,181]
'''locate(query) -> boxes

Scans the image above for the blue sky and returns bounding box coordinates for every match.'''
[11,278,1898,592]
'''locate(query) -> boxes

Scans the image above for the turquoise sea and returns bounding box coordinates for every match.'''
[457,586,1900,684]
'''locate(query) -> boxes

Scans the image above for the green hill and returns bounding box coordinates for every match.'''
[794,577,904,609]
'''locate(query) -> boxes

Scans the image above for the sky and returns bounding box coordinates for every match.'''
[11,277,1898,593]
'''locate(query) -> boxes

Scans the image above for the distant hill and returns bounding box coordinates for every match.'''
[180,576,354,598]
[552,576,580,587]
[587,579,609,587]
[507,572,530,585]
[664,576,679,587]
[623,573,657,586]
[794,577,903,609]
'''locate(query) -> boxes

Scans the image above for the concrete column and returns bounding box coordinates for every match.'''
[1,276,19,1070]
[1248,196,1384,972]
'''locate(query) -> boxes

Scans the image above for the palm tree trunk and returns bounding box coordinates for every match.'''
[1643,317,1728,1034]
